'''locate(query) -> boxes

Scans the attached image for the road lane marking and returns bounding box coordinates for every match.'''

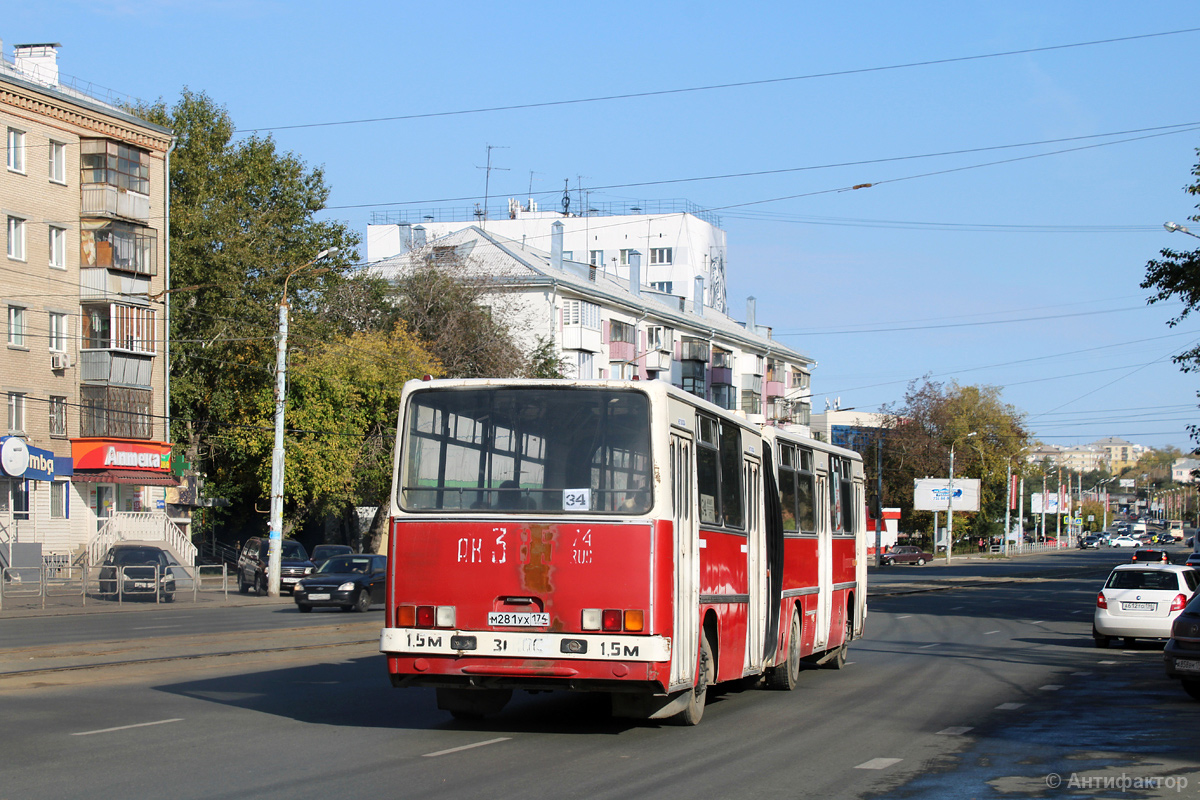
[1098,661,1120,665]
[855,758,902,770]
[1039,685,1063,691]
[133,625,182,630]
[896,615,912,619]
[423,737,511,757]
[1071,610,1084,614]
[936,726,974,735]
[996,703,1024,710]
[918,643,939,649]
[1029,620,1044,625]
[951,606,965,610]
[72,718,183,736]
[984,630,1000,635]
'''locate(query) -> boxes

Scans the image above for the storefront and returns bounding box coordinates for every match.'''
[70,438,177,530]
[1,435,78,565]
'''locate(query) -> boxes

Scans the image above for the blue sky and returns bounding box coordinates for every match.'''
[9,2,1200,451]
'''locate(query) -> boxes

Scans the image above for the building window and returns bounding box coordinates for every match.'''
[7,216,26,260]
[711,385,735,411]
[609,320,635,345]
[681,360,706,398]
[6,128,25,173]
[563,299,600,330]
[80,385,153,439]
[589,250,604,266]
[49,313,67,351]
[741,391,762,415]
[561,250,573,262]
[8,392,26,433]
[8,306,26,347]
[650,281,673,293]
[50,480,67,518]
[48,141,66,183]
[619,249,634,266]
[49,395,67,436]
[711,348,732,369]
[49,226,67,269]
[650,247,673,265]
[647,325,672,351]
[81,139,149,194]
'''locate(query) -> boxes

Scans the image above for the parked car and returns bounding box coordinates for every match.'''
[1093,563,1199,648]
[1163,591,1200,700]
[98,543,176,602]
[1131,549,1172,564]
[882,545,933,566]
[293,554,387,613]
[1109,536,1141,548]
[237,537,315,595]
[310,544,353,569]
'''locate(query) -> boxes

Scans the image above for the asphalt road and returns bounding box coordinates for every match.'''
[0,548,1197,799]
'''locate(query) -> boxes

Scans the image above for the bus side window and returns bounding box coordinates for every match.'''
[697,416,720,525]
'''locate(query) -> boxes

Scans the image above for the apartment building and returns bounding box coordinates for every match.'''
[1,43,175,567]
[367,197,731,314]
[369,222,815,429]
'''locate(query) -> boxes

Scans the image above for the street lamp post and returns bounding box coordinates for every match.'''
[946,431,976,566]
[267,246,338,598]
[1164,221,1200,239]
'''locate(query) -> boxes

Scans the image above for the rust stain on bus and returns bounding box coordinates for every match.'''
[522,523,556,594]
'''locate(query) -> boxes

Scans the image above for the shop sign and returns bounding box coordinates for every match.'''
[73,439,172,471]
[1,436,29,477]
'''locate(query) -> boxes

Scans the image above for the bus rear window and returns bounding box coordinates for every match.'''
[400,387,652,514]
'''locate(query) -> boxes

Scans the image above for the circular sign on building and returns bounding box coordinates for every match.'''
[0,436,30,477]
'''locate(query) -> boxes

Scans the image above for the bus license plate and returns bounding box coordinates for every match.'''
[1122,602,1156,611]
[488,612,549,626]
[1174,659,1200,673]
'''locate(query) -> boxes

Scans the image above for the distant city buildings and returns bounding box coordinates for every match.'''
[1026,438,1154,474]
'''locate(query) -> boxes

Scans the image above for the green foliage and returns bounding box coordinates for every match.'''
[524,335,569,378]
[879,378,1031,540]
[130,89,367,529]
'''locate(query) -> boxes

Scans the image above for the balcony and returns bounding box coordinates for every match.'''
[80,268,150,302]
[644,350,672,372]
[80,350,154,387]
[680,339,709,362]
[563,326,602,353]
[81,184,150,222]
[710,366,733,386]
[741,374,763,394]
[765,380,785,400]
[608,340,636,363]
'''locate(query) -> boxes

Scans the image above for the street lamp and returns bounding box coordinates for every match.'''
[267,246,339,597]
[1164,221,1200,239]
[945,431,976,566]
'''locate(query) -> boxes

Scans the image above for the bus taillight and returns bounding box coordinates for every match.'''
[396,605,456,628]
[583,608,645,632]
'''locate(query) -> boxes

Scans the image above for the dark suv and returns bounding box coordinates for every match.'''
[237,537,314,595]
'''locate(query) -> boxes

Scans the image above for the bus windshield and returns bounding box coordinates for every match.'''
[400,387,652,514]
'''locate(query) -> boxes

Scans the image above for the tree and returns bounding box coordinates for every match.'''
[879,379,1031,549]
[389,253,529,378]
[131,90,366,536]
[1143,147,1200,446]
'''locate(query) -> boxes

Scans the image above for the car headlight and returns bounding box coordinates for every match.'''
[304,567,313,574]
[338,582,356,591]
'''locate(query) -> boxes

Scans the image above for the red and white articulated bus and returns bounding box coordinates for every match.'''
[380,378,867,724]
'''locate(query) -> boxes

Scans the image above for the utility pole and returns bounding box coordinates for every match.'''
[477,144,509,228]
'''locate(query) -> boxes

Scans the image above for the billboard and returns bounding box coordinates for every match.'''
[914,478,981,512]
[1031,492,1069,514]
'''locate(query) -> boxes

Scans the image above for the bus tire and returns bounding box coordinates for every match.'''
[675,631,714,726]
[823,613,851,670]
[767,611,802,690]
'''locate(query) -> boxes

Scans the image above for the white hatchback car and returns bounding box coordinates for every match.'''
[1094,563,1199,648]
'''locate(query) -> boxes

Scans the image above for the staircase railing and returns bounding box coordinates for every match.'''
[85,511,197,567]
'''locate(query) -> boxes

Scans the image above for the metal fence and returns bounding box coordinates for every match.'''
[0,562,228,612]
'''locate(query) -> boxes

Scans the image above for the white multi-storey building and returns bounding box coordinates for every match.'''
[367,198,730,315]
[369,221,814,430]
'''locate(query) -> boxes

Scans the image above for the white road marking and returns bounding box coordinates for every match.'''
[951,606,965,610]
[995,702,1024,710]
[1039,685,1063,691]
[1029,620,1044,625]
[1098,661,1120,665]
[984,630,1000,635]
[936,726,974,735]
[918,643,939,649]
[423,737,511,757]
[896,615,912,619]
[72,718,183,736]
[1071,610,1084,614]
[855,758,903,770]
[133,625,182,630]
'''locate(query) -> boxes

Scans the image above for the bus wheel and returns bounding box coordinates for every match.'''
[823,614,851,670]
[768,611,801,690]
[675,631,713,725]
